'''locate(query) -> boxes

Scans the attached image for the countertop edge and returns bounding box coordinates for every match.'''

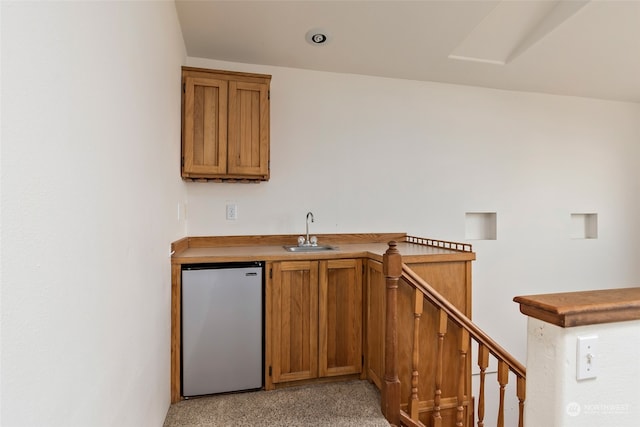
[170,234,476,264]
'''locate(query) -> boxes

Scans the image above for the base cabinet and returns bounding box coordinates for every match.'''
[267,258,363,388]
[170,234,476,405]
[365,258,473,425]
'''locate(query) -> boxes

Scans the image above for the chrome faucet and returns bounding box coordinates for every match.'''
[305,212,315,246]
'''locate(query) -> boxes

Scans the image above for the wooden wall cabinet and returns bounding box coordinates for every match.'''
[181,67,271,181]
[267,258,363,389]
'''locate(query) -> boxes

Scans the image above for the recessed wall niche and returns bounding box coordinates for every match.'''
[465,212,497,240]
[570,213,598,239]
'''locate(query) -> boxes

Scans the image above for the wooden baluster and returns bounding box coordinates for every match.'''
[456,329,469,427]
[432,309,448,427]
[517,375,526,427]
[497,360,509,427]
[382,242,402,426]
[476,344,489,427]
[408,288,424,421]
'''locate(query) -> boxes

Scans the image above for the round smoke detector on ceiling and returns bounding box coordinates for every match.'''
[305,28,330,45]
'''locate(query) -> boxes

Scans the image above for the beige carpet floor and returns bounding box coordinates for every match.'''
[163,380,391,427]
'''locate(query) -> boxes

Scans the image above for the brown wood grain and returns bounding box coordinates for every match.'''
[181,67,270,181]
[382,242,402,426]
[270,261,319,384]
[514,287,640,327]
[318,259,363,377]
[184,233,409,248]
[366,260,385,389]
[170,264,182,403]
[182,76,228,176]
[227,80,269,177]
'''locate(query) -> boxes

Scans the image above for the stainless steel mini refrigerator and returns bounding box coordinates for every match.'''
[181,262,263,397]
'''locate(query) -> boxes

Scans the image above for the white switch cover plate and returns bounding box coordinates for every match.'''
[577,335,598,380]
[226,203,238,220]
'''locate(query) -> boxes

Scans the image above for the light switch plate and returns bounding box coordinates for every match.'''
[226,203,238,221]
[577,335,598,380]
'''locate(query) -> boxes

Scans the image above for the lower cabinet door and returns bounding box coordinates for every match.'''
[270,258,364,384]
[270,261,319,383]
[319,259,363,377]
[365,259,385,389]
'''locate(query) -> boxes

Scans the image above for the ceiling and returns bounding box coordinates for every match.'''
[175,0,640,103]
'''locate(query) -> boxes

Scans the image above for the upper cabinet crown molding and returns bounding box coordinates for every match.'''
[181,67,271,182]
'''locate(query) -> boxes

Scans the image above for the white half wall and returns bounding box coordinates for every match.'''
[185,57,640,364]
[1,2,186,426]
[525,318,640,426]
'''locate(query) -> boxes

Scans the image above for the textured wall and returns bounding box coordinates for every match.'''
[525,318,640,426]
[1,2,186,425]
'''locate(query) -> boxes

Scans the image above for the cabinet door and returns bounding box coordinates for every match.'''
[227,80,270,178]
[271,261,319,383]
[365,259,385,389]
[319,259,363,377]
[182,77,228,176]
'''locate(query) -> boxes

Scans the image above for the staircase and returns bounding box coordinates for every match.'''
[379,241,526,427]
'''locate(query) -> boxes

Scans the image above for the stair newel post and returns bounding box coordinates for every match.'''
[382,241,402,426]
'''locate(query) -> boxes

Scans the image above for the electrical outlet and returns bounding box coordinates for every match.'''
[226,203,238,220]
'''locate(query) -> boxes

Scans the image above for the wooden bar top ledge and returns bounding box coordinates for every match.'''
[514,287,640,328]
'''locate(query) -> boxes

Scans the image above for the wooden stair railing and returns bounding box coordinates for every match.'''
[382,242,526,427]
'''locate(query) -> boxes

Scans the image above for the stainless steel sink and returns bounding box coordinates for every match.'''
[283,245,336,252]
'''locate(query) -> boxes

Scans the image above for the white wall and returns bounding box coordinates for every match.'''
[1,2,186,426]
[525,318,640,426]
[185,57,640,365]
[2,3,637,423]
